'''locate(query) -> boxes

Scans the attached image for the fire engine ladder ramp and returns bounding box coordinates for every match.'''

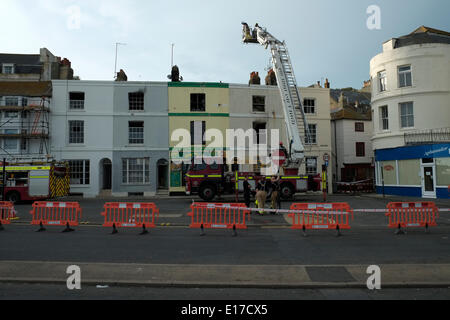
[244,23,312,165]
[271,42,312,158]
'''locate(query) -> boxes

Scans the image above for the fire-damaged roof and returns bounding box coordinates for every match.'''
[331,106,372,121]
[392,26,450,48]
[0,81,52,97]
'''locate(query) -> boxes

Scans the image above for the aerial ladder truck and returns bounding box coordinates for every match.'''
[184,23,320,201]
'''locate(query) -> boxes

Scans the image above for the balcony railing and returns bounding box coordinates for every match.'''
[405,127,450,145]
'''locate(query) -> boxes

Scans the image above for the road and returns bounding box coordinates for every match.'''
[1,193,449,300]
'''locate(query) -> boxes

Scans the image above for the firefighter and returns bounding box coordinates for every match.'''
[270,176,281,211]
[255,179,267,215]
[279,142,288,160]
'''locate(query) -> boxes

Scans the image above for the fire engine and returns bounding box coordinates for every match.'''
[185,23,322,201]
[0,158,70,203]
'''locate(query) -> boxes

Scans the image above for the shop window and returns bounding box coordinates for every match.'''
[398,159,421,186]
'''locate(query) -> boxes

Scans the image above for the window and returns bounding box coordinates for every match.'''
[191,94,206,112]
[129,92,144,111]
[122,158,150,184]
[252,96,266,112]
[305,124,317,145]
[69,121,84,144]
[129,121,144,144]
[67,160,90,185]
[253,122,267,145]
[2,64,14,74]
[5,97,19,106]
[355,122,365,132]
[21,98,28,107]
[3,129,18,151]
[398,66,412,88]
[379,106,389,131]
[5,111,18,118]
[69,92,85,110]
[378,71,387,92]
[303,99,316,114]
[306,157,318,175]
[400,102,414,128]
[356,142,366,157]
[190,121,206,145]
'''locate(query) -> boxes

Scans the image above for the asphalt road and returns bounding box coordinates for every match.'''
[1,282,450,300]
[2,194,450,300]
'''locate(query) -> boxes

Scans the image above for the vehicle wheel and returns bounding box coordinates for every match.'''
[280,183,295,200]
[199,184,217,202]
[6,192,21,204]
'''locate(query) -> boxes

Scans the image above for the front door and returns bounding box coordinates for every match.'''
[422,165,436,199]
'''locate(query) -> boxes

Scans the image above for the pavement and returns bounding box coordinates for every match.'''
[2,261,450,289]
[1,193,450,294]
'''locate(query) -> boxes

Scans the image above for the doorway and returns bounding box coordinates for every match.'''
[101,159,112,190]
[157,159,169,190]
[421,159,436,198]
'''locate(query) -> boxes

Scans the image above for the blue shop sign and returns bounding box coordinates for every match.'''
[376,144,450,161]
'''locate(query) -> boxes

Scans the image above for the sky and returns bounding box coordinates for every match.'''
[2,0,449,89]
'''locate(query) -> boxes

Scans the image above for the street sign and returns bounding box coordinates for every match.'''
[323,153,330,162]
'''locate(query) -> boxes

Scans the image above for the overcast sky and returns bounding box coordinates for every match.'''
[2,0,449,88]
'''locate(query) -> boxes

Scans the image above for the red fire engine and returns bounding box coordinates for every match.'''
[0,160,70,203]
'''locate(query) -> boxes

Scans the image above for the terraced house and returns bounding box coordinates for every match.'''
[51,80,169,198]
[168,82,230,194]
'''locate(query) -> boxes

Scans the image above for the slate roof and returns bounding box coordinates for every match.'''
[0,54,41,65]
[0,81,52,97]
[393,26,450,48]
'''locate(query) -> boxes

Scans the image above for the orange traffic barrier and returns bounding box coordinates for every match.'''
[386,202,439,234]
[101,203,159,235]
[288,203,354,237]
[188,203,251,236]
[30,202,82,232]
[0,202,14,231]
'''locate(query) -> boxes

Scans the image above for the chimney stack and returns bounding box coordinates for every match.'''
[324,78,330,89]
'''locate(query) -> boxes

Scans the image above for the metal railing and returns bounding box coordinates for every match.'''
[405,127,450,145]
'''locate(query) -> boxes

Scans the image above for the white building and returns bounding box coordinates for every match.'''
[229,83,332,193]
[370,26,450,199]
[51,80,169,198]
[331,105,374,183]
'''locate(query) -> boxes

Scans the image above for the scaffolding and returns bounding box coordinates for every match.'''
[0,96,50,160]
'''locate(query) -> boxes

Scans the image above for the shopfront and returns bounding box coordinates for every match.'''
[375,144,450,199]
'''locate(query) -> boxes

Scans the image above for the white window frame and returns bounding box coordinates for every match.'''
[2,64,14,74]
[303,98,316,114]
[3,129,19,152]
[122,158,150,185]
[398,65,412,88]
[305,124,317,145]
[129,121,145,145]
[399,102,414,129]
[66,160,90,185]
[68,120,85,144]
[379,106,389,131]
[69,92,85,110]
[378,70,387,92]
[306,157,318,175]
